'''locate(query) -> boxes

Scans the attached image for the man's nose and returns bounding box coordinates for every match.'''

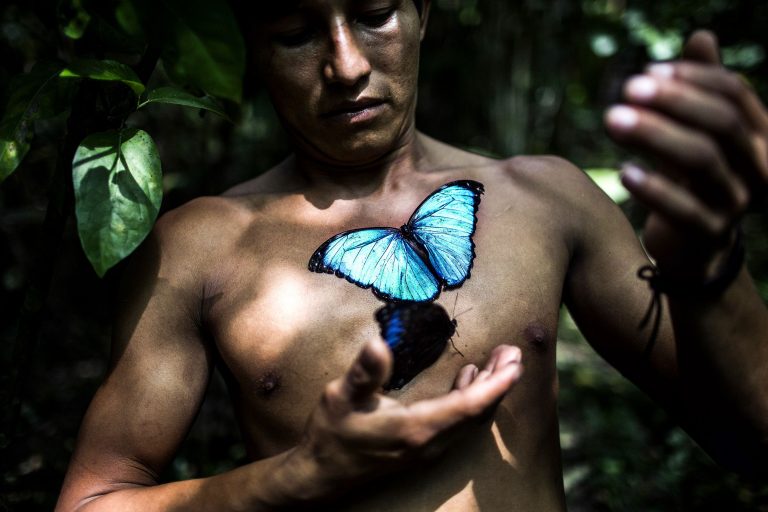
[323,21,371,86]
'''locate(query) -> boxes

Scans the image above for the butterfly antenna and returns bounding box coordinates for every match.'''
[449,336,465,357]
[449,293,465,356]
[455,307,473,318]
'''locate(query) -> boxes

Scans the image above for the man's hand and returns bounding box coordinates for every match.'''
[281,338,523,503]
[605,30,768,281]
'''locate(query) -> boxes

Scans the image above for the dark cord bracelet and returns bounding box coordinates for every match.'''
[637,227,745,298]
[637,228,745,358]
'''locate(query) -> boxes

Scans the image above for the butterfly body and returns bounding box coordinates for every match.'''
[308,180,484,303]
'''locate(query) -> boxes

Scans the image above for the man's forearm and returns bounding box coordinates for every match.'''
[669,266,768,474]
[58,447,330,512]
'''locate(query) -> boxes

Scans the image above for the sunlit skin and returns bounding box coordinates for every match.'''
[56,1,768,511]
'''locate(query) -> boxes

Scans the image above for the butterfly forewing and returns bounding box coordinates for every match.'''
[374,236,439,301]
[310,228,440,302]
[409,181,483,288]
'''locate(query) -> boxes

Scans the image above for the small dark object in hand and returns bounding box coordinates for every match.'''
[375,302,458,390]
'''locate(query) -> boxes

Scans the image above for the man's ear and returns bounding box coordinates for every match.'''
[419,0,431,42]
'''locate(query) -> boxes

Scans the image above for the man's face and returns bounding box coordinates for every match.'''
[253,0,426,166]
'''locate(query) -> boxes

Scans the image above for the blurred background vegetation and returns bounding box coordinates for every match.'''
[1,0,767,510]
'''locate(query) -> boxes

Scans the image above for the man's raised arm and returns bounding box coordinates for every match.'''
[567,29,768,477]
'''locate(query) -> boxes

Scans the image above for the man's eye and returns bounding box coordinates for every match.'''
[356,9,395,28]
[274,28,315,47]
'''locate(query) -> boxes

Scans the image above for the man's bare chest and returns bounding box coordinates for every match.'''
[202,189,570,448]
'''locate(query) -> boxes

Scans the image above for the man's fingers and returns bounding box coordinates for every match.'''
[351,359,523,451]
[411,359,523,430]
[326,338,392,413]
[454,343,523,387]
[624,74,750,143]
[646,62,768,133]
[620,163,731,242]
[343,338,392,402]
[605,105,746,209]
[480,345,522,373]
[453,364,479,390]
[326,348,523,459]
[682,29,720,65]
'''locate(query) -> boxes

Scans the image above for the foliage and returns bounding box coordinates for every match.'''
[0,62,72,182]
[0,0,242,276]
[72,128,162,277]
[1,0,767,511]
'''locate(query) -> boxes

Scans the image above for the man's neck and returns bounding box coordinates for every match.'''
[292,127,429,201]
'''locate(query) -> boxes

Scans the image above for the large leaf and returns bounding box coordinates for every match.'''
[72,128,162,277]
[0,62,72,182]
[138,86,231,120]
[121,0,244,102]
[60,59,145,97]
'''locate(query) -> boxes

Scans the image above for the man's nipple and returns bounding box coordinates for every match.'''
[523,322,552,353]
[255,371,282,398]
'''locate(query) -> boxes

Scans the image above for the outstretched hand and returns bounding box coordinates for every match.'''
[291,338,522,501]
[605,30,768,281]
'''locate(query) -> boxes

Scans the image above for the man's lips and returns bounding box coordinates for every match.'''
[320,98,386,118]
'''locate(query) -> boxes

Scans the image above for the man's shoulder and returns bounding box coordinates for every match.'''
[475,154,623,241]
[139,194,253,277]
[148,163,299,265]
[420,134,590,189]
[499,154,588,188]
[156,195,251,243]
[420,135,606,212]
[484,154,602,205]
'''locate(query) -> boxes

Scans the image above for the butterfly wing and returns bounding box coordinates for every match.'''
[408,180,484,288]
[375,302,457,390]
[308,228,440,302]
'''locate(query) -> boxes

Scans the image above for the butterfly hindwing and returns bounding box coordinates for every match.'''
[375,302,457,390]
[308,228,440,302]
[409,180,484,288]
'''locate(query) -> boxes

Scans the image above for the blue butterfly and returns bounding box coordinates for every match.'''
[308,180,484,302]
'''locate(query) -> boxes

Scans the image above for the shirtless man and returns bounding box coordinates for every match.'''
[56,1,768,510]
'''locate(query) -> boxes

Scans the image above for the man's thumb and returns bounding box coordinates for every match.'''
[682,29,721,65]
[340,338,392,405]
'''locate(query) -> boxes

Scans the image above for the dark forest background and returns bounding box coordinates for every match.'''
[1,0,767,510]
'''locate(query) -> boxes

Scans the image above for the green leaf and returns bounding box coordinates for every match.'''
[72,128,163,277]
[585,168,630,204]
[0,62,72,182]
[138,86,231,120]
[58,0,92,40]
[60,59,145,97]
[125,0,244,102]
